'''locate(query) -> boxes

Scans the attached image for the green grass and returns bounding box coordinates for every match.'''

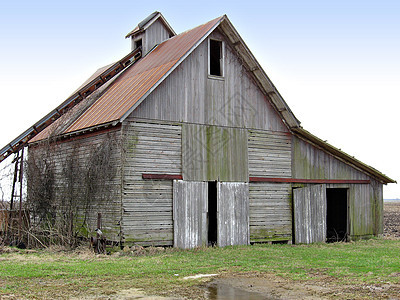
[1,238,400,298]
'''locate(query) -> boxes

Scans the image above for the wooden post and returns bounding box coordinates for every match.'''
[69,211,73,246]
[97,213,102,232]
[96,213,106,254]
[9,153,19,210]
[18,148,24,241]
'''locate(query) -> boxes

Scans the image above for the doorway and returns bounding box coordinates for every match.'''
[173,180,249,248]
[326,188,348,242]
[208,181,217,246]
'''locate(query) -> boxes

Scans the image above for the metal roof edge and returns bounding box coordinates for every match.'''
[126,12,176,39]
[28,121,118,146]
[118,16,225,124]
[143,12,177,36]
[292,127,396,184]
[217,16,301,129]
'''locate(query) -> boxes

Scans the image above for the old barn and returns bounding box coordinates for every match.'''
[0,12,395,247]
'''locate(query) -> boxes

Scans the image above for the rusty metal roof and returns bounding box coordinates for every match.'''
[65,16,222,133]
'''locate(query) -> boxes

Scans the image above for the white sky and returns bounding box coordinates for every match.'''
[0,0,398,198]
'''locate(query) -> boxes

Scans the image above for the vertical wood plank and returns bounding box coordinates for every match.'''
[129,33,288,132]
[294,185,326,244]
[217,182,249,247]
[182,124,248,182]
[173,180,208,248]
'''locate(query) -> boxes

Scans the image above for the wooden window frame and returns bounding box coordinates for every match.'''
[208,38,225,79]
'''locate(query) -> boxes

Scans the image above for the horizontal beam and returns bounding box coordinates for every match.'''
[249,177,370,184]
[142,175,370,184]
[142,174,183,180]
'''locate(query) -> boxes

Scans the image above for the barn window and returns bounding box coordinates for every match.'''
[209,39,224,77]
[134,38,142,49]
[133,39,142,49]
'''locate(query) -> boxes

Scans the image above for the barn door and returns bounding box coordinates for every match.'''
[173,180,208,248]
[293,184,327,244]
[217,182,249,247]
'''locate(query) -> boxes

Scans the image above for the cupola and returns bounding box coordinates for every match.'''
[125,11,176,56]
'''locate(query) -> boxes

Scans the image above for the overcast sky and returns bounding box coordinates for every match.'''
[0,0,398,198]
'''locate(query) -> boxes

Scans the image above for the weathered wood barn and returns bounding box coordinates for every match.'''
[2,12,395,247]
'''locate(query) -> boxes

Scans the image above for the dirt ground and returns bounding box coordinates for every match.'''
[383,202,400,239]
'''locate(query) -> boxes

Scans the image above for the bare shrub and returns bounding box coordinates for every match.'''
[25,132,119,248]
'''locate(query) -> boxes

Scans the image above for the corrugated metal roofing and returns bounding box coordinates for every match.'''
[65,16,222,133]
[29,64,120,143]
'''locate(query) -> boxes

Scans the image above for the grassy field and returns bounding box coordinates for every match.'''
[1,238,400,299]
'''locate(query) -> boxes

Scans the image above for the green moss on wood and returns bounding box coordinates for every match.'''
[126,134,139,154]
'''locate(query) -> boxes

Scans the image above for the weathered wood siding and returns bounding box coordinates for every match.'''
[348,184,374,238]
[182,124,248,182]
[143,18,172,55]
[292,136,383,238]
[27,129,122,241]
[294,185,327,244]
[173,180,208,248]
[292,136,370,180]
[249,183,292,242]
[121,121,181,245]
[371,180,383,235]
[248,129,291,178]
[128,30,288,133]
[217,182,249,247]
[247,130,292,242]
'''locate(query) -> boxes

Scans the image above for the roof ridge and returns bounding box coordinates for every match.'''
[173,15,224,37]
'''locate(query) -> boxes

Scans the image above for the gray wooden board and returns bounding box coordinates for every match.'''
[294,185,327,244]
[128,30,289,133]
[217,182,249,246]
[173,180,208,248]
[248,182,292,241]
[182,124,248,182]
[292,136,370,180]
[140,18,172,55]
[121,121,181,245]
[248,130,292,178]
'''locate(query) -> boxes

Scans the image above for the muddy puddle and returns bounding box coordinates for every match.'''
[204,282,277,300]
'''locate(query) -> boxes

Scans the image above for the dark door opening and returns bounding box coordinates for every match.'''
[208,181,218,246]
[326,188,348,242]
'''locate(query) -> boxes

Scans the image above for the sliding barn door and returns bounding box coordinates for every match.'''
[173,180,208,248]
[217,182,249,247]
[294,184,327,244]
